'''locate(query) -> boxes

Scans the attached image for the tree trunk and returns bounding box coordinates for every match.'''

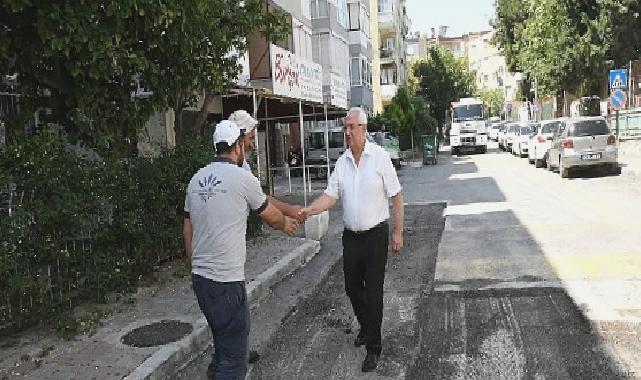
[195,88,216,136]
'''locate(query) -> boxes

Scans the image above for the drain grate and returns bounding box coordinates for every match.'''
[121,320,193,347]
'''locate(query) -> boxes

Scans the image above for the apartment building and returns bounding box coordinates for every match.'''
[377,0,410,107]
[310,0,351,108]
[369,0,383,114]
[405,31,428,62]
[347,0,374,115]
[427,30,521,102]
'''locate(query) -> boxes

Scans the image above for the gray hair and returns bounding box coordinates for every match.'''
[348,107,368,125]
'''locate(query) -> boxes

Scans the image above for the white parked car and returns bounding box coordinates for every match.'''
[504,123,520,152]
[512,123,538,158]
[528,119,565,167]
[489,122,505,141]
[498,123,514,151]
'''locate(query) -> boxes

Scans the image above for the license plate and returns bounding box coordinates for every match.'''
[581,153,601,160]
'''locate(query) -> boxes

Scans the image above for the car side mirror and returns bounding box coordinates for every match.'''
[547,136,553,141]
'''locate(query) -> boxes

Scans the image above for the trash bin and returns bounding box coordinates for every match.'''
[421,135,438,165]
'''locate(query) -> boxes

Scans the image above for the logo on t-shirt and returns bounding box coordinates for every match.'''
[196,174,225,202]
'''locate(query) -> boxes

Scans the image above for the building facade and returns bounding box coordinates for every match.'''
[310,0,351,108]
[369,0,383,114]
[377,0,410,107]
[427,30,521,102]
[347,0,374,114]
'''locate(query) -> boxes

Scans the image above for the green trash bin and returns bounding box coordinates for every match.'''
[421,135,438,165]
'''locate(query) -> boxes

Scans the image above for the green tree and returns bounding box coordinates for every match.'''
[494,0,641,98]
[478,88,505,118]
[492,0,529,72]
[0,1,285,154]
[369,87,437,151]
[413,46,477,138]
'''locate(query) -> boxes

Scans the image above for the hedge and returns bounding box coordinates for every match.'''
[0,133,262,332]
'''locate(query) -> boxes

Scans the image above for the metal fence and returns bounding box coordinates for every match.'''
[0,183,182,332]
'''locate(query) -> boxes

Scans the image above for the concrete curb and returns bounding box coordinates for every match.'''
[124,238,321,380]
[621,165,641,179]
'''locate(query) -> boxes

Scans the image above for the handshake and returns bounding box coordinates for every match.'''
[281,206,314,237]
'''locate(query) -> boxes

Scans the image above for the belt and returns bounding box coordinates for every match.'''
[345,220,388,235]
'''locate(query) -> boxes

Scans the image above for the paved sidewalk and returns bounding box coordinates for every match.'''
[619,140,641,178]
[1,229,320,380]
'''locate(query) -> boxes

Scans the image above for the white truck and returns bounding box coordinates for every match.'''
[449,98,488,155]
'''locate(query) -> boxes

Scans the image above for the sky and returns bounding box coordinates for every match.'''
[404,0,496,37]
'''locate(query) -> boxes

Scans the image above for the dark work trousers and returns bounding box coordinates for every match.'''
[342,221,389,355]
[192,274,250,380]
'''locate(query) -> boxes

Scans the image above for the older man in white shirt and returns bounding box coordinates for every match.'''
[301,107,404,372]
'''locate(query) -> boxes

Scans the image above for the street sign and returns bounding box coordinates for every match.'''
[610,89,627,110]
[609,69,628,89]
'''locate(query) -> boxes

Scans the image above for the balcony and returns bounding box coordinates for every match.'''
[380,47,396,64]
[381,84,398,104]
[378,11,397,33]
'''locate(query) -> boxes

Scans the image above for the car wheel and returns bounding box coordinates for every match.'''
[534,158,543,168]
[546,155,554,171]
[559,157,569,178]
[528,157,534,164]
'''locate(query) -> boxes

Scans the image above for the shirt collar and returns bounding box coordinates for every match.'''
[347,140,373,160]
[213,156,237,165]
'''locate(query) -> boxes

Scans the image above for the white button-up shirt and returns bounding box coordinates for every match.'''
[325,141,402,232]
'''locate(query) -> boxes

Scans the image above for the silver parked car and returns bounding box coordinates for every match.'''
[547,117,618,178]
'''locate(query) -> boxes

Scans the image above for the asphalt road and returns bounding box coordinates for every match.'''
[173,142,641,379]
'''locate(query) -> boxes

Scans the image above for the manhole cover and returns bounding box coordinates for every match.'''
[121,320,193,347]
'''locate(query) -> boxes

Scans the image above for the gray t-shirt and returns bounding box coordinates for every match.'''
[184,158,267,282]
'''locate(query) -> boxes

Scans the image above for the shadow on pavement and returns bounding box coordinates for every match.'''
[404,151,635,379]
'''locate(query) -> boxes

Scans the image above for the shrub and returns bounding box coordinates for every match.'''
[0,134,262,332]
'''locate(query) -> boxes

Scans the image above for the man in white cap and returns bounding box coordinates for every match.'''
[183,120,298,379]
[228,109,304,222]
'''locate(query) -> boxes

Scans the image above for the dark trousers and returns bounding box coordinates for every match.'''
[192,275,250,380]
[342,221,389,355]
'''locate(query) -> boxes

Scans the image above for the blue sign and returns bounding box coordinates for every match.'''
[609,69,628,89]
[610,89,627,110]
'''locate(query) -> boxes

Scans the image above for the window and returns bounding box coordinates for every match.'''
[361,6,370,37]
[378,0,393,12]
[301,0,311,20]
[329,131,345,148]
[381,66,396,85]
[350,56,372,87]
[569,119,610,136]
[311,0,328,18]
[337,0,348,29]
[348,3,360,31]
[351,57,361,86]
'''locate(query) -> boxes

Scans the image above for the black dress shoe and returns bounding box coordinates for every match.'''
[361,353,380,372]
[207,360,215,379]
[249,350,260,364]
[354,330,367,347]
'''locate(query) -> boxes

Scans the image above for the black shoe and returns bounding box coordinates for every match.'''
[354,330,367,347]
[361,353,379,372]
[207,360,215,379]
[249,350,260,364]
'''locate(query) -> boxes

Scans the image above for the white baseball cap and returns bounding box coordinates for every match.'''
[213,120,242,146]
[228,110,258,133]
